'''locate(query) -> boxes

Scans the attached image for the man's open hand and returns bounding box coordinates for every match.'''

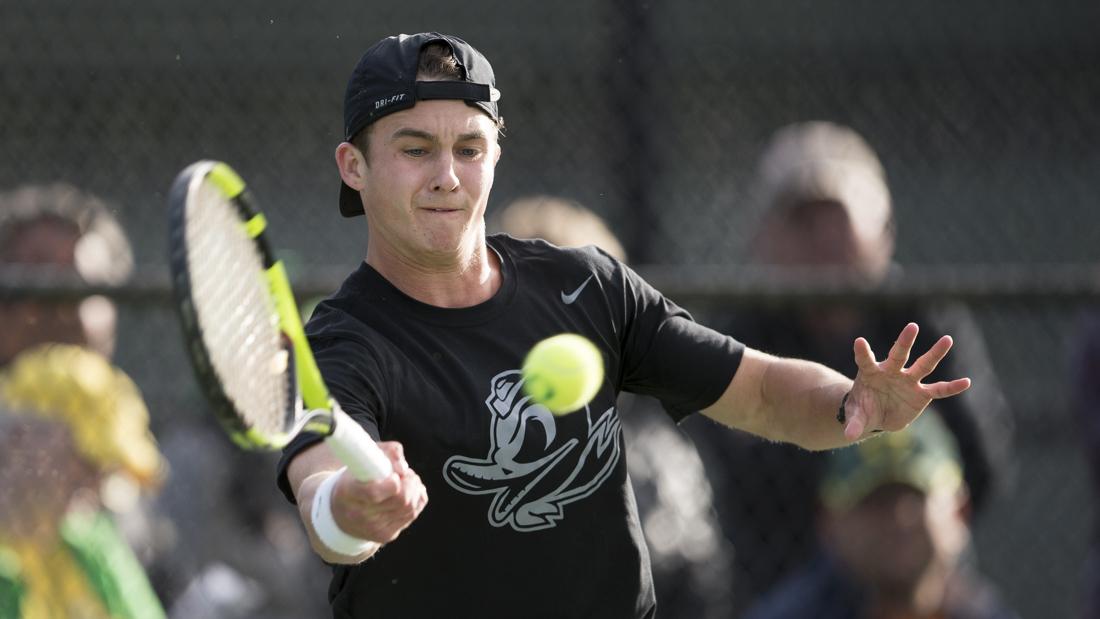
[843,322,972,441]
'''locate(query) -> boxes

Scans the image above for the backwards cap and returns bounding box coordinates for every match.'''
[339,32,502,217]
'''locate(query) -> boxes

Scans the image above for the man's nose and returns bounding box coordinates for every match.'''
[430,153,460,193]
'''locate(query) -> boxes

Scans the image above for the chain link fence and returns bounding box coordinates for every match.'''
[3,1,1098,617]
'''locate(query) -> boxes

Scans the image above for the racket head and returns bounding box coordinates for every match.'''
[168,161,300,450]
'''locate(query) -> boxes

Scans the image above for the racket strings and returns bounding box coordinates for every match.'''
[184,180,290,439]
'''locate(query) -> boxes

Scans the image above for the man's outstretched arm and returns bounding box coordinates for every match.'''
[703,322,971,450]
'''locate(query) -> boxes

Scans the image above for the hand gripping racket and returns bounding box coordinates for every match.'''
[168,160,392,482]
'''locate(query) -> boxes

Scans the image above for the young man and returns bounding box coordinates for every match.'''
[278,32,971,618]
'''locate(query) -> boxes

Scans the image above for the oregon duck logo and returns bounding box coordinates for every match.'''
[442,369,621,532]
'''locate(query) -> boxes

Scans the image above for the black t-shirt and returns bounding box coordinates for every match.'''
[277,235,743,619]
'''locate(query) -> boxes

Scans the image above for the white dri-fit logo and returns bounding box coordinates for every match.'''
[374,93,407,110]
[442,369,621,532]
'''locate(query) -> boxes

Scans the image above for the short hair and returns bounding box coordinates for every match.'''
[417,41,465,81]
[351,42,505,160]
[490,195,627,263]
[0,183,134,285]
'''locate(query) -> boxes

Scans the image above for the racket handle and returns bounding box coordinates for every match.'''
[326,408,394,482]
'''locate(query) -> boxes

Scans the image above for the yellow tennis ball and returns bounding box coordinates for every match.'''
[521,333,604,415]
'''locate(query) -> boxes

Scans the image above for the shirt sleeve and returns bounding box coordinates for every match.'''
[616,261,744,421]
[275,331,387,505]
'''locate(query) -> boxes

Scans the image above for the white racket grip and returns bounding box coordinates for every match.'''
[326,408,393,482]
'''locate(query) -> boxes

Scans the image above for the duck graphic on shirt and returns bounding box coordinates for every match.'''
[443,369,621,532]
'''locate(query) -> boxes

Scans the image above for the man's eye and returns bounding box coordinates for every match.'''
[405,148,427,157]
[458,148,481,158]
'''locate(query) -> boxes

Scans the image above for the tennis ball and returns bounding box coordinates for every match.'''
[521,333,604,415]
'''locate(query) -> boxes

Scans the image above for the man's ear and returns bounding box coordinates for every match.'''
[335,142,368,191]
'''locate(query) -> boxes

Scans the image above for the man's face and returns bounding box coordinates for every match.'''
[0,218,87,365]
[822,482,970,599]
[353,100,501,267]
[755,199,893,281]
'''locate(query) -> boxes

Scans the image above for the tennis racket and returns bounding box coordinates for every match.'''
[167,160,392,482]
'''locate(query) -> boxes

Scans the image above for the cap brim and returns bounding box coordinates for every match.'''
[339,181,365,217]
[821,459,961,512]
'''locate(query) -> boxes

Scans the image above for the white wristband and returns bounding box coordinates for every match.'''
[310,467,373,556]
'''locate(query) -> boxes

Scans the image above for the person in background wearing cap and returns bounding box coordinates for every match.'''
[278,33,972,618]
[0,183,134,367]
[490,195,736,618]
[0,344,167,619]
[683,121,1015,612]
[0,183,335,617]
[0,185,172,617]
[743,410,1018,619]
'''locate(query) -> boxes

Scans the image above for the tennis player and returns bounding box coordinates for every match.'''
[278,32,971,618]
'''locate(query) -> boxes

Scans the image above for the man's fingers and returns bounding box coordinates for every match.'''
[375,474,427,538]
[853,337,877,371]
[371,469,426,510]
[379,441,410,474]
[884,322,919,371]
[907,335,953,379]
[359,473,402,503]
[840,411,866,439]
[340,470,428,541]
[402,471,428,517]
[843,404,867,441]
[923,377,972,399]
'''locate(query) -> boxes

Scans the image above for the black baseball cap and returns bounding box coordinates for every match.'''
[338,32,502,217]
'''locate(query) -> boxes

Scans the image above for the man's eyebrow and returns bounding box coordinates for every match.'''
[390,128,436,143]
[457,130,489,142]
[388,128,490,143]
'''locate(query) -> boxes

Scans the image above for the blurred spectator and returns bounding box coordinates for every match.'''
[0,343,167,618]
[491,195,629,263]
[682,122,1015,610]
[744,410,1019,619]
[0,183,134,365]
[490,195,735,618]
[0,185,173,615]
[0,183,329,617]
[1073,312,1100,618]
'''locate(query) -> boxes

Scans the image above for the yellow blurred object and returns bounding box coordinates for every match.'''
[0,344,165,489]
[4,537,112,619]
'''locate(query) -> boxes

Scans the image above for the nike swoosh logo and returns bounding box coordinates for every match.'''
[561,275,594,304]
